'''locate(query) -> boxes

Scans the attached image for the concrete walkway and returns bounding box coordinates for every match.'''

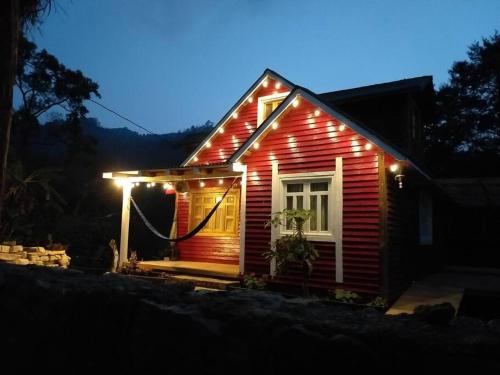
[386,283,463,315]
[386,267,500,315]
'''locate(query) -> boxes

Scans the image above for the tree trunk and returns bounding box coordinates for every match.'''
[0,0,20,236]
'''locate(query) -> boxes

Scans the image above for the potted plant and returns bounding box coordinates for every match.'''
[264,209,319,296]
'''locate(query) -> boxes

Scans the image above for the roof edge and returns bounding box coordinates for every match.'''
[180,69,296,167]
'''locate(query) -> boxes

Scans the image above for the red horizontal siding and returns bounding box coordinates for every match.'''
[175,179,240,265]
[242,99,382,295]
[193,77,289,165]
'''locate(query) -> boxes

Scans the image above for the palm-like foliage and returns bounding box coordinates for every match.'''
[264,209,319,296]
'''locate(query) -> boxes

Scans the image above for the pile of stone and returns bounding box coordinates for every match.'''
[0,242,70,268]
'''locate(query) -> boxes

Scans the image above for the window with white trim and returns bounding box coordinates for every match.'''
[280,174,335,241]
[257,92,289,126]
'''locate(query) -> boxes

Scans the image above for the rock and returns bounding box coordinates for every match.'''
[487,319,500,333]
[14,259,30,266]
[58,255,70,267]
[414,302,456,325]
[10,245,23,253]
[45,250,65,256]
[0,253,24,261]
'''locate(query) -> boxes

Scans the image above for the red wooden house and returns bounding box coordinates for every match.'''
[104,69,434,299]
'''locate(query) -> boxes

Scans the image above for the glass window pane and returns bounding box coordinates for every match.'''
[265,102,273,118]
[311,182,328,192]
[287,183,303,193]
[286,196,293,230]
[321,195,328,231]
[272,99,283,110]
[310,196,317,231]
[296,196,303,209]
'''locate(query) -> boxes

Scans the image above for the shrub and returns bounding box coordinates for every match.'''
[243,273,266,290]
[264,209,319,296]
[331,288,361,304]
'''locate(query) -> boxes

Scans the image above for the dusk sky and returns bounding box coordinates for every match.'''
[31,0,500,134]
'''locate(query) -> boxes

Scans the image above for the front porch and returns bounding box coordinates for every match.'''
[103,163,247,273]
[137,260,240,279]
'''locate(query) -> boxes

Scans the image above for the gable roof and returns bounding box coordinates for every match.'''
[180,69,295,167]
[318,76,433,104]
[228,86,430,179]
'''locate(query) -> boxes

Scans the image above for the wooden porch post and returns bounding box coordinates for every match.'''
[119,182,132,267]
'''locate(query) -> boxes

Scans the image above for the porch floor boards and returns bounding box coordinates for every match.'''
[137,260,239,279]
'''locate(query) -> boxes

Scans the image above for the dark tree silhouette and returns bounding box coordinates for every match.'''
[425,32,500,176]
[0,0,52,231]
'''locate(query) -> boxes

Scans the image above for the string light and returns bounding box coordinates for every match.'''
[275,82,281,89]
[205,141,211,148]
[390,163,399,173]
[135,182,140,187]
[314,109,321,117]
[365,143,373,150]
[146,183,151,188]
[194,156,198,162]
[232,112,238,119]
[253,142,260,149]
[199,181,205,187]
[218,179,224,185]
[151,182,156,187]
[248,96,253,103]
[339,124,346,131]
[216,196,222,203]
[263,79,269,88]
[219,127,224,134]
[272,122,279,130]
[292,98,299,108]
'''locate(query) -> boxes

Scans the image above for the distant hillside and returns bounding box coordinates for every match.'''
[81,118,214,170]
[31,118,214,171]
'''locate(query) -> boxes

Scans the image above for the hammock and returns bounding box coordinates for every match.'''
[130,177,239,242]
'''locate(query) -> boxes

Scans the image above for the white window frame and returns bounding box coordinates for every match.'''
[257,92,289,126]
[271,159,343,282]
[279,173,335,242]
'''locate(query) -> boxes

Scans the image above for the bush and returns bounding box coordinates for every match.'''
[242,273,266,290]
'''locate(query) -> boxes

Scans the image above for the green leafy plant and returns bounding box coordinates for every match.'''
[331,288,361,304]
[243,273,266,290]
[264,209,319,296]
[367,296,388,309]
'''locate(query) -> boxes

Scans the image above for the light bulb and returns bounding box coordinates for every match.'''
[272,122,278,130]
[292,98,299,108]
[314,109,321,117]
[253,142,260,149]
[218,179,223,185]
[390,163,399,173]
[219,127,224,134]
[365,143,373,150]
[199,181,205,187]
[193,156,198,162]
[205,141,211,148]
[232,112,238,119]
[263,79,269,88]
[248,96,253,103]
[275,82,281,89]
[339,124,346,131]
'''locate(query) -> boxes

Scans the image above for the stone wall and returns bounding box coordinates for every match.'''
[0,244,70,267]
[0,263,498,373]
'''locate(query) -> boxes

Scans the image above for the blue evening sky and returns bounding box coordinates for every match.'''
[31,0,500,134]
